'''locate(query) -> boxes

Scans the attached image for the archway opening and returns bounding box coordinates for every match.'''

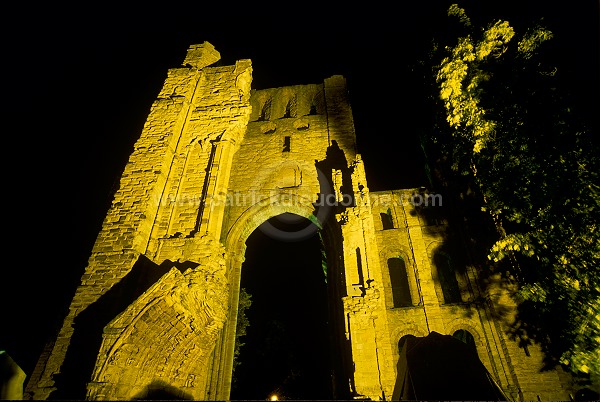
[230,213,333,400]
[452,329,477,355]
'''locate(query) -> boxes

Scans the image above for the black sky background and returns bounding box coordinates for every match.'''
[2,0,598,386]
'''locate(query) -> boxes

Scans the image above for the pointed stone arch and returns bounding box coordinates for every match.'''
[254,95,273,122]
[282,94,297,118]
[208,194,328,398]
[87,266,229,400]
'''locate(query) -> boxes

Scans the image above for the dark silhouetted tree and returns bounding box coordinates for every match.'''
[424,3,599,379]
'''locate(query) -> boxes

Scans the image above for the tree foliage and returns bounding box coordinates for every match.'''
[427,4,600,379]
[232,287,252,380]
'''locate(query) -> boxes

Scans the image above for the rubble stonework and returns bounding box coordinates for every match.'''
[24,42,575,401]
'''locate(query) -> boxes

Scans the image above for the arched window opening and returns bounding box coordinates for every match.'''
[308,93,321,116]
[283,96,297,118]
[398,334,416,356]
[388,257,412,307]
[434,253,461,304]
[258,97,272,121]
[452,329,477,355]
[380,208,394,230]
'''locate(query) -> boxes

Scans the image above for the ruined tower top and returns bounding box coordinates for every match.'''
[182,41,221,69]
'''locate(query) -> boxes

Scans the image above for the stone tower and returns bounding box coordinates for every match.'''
[24,42,575,401]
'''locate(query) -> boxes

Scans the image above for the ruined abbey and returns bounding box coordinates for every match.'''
[23,42,577,400]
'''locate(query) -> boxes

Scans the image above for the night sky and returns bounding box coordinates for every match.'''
[2,0,597,397]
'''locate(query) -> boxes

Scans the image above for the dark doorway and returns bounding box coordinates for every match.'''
[230,214,333,400]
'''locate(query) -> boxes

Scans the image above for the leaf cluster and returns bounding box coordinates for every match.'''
[425,3,600,379]
[232,287,253,379]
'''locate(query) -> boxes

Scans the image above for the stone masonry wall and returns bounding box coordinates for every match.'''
[369,189,574,400]
[24,42,253,400]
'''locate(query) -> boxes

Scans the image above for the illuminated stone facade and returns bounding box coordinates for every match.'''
[24,42,576,401]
